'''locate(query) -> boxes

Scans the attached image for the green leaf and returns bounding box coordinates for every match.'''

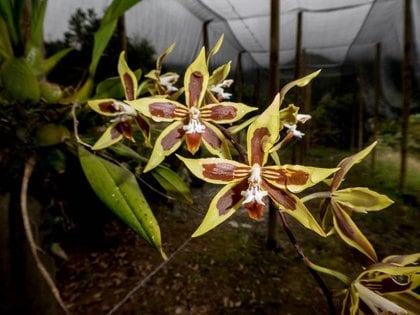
[34,124,70,147]
[43,47,73,74]
[333,187,393,213]
[0,0,20,46]
[151,165,193,204]
[0,57,40,102]
[95,76,125,99]
[89,0,141,77]
[0,18,13,59]
[78,146,166,259]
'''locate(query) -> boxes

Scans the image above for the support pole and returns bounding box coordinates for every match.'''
[292,11,303,164]
[235,51,244,102]
[301,48,311,164]
[371,43,381,172]
[267,0,280,250]
[356,68,365,151]
[400,0,413,192]
[117,15,127,53]
[253,68,261,106]
[203,20,211,53]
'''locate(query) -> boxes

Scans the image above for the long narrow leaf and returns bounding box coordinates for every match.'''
[78,146,166,259]
[89,0,142,77]
[151,166,193,205]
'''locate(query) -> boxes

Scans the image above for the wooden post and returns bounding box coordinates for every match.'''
[356,68,365,151]
[399,0,413,192]
[267,0,280,250]
[301,48,311,164]
[292,11,303,164]
[253,68,261,106]
[371,43,382,172]
[117,15,127,53]
[235,51,244,102]
[203,20,212,53]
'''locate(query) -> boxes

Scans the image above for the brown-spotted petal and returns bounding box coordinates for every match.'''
[264,181,325,236]
[177,156,249,185]
[134,114,152,147]
[200,102,257,124]
[192,179,248,237]
[201,121,232,159]
[128,98,188,122]
[184,48,209,108]
[92,122,124,150]
[118,51,137,101]
[88,99,122,116]
[143,121,185,172]
[247,93,280,165]
[263,165,338,193]
[330,200,378,262]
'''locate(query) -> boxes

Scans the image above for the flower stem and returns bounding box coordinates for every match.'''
[300,191,331,203]
[277,210,336,315]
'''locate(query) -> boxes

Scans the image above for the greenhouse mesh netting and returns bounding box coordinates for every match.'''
[45,0,419,112]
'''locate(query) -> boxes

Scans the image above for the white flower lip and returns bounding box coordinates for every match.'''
[241,164,268,206]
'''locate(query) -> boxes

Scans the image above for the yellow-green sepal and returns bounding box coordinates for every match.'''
[184,47,209,108]
[192,182,241,237]
[279,70,321,105]
[247,93,280,165]
[333,187,394,213]
[118,51,137,100]
[278,195,326,237]
[92,122,124,150]
[207,34,224,64]
[143,121,184,172]
[331,141,377,191]
[331,201,378,262]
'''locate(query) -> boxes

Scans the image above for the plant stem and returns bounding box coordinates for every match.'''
[300,191,331,203]
[277,210,336,315]
[21,154,71,315]
[215,124,248,164]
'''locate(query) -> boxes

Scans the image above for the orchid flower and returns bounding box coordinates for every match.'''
[314,142,394,262]
[342,253,420,315]
[179,92,338,237]
[144,43,181,96]
[210,79,234,101]
[88,51,151,150]
[129,48,257,172]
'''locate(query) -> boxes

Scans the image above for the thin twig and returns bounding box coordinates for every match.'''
[216,124,248,164]
[71,102,92,148]
[277,210,337,315]
[107,238,192,315]
[20,154,71,315]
